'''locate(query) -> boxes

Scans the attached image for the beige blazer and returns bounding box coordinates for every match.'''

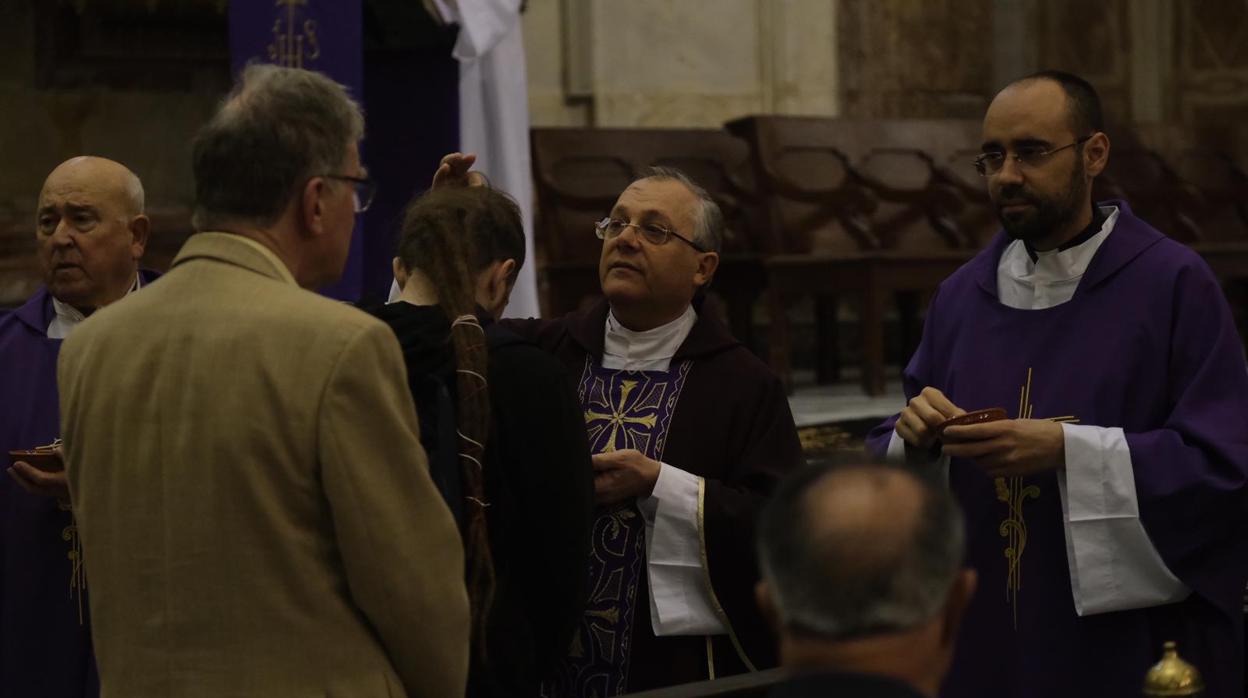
[58,232,469,697]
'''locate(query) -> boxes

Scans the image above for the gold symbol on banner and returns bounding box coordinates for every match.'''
[998,367,1078,628]
[268,0,321,69]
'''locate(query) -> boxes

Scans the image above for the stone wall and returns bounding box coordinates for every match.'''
[522,0,841,128]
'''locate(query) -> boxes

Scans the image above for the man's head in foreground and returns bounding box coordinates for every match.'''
[37,156,148,311]
[756,464,977,697]
[191,63,367,290]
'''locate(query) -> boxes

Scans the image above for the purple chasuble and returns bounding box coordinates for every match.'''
[545,358,693,698]
[0,288,95,697]
[867,203,1248,697]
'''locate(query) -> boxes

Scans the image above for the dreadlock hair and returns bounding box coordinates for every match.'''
[394,185,523,658]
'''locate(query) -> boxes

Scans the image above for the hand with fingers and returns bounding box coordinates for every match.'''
[895,386,966,453]
[431,152,489,189]
[591,449,661,506]
[7,444,69,504]
[942,418,1065,478]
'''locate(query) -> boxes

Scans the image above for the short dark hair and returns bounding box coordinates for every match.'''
[1015,70,1104,136]
[191,63,365,230]
[756,463,965,641]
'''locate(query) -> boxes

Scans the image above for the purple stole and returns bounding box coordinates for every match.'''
[545,358,693,698]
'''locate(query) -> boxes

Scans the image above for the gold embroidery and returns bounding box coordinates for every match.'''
[58,501,85,625]
[583,375,668,454]
[268,0,321,69]
[696,478,758,672]
[998,368,1078,627]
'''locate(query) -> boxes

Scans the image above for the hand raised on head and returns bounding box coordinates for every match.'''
[432,152,489,189]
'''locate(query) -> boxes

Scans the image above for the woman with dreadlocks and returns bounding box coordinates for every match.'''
[366,185,593,698]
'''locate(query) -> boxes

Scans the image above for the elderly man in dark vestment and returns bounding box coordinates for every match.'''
[868,71,1248,697]
[419,156,804,695]
[0,156,153,697]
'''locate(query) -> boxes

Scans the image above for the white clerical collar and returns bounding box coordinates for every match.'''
[48,272,142,340]
[602,305,697,372]
[997,205,1119,310]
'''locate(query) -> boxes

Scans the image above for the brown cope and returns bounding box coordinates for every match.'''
[505,297,803,692]
[58,232,469,698]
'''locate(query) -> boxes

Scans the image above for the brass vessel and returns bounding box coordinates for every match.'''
[1143,641,1204,697]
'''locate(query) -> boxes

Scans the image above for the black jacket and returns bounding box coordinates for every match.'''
[368,302,594,698]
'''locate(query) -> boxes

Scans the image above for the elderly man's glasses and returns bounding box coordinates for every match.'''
[323,174,377,213]
[595,217,707,252]
[973,135,1094,176]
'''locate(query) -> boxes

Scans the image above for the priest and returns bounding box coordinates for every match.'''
[441,160,804,695]
[867,71,1248,696]
[0,156,153,697]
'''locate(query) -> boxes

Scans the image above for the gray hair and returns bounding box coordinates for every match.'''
[191,63,365,230]
[638,166,724,254]
[756,463,965,641]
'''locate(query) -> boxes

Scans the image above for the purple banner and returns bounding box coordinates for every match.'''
[228,0,364,300]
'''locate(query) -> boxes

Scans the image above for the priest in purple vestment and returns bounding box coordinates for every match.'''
[0,156,153,697]
[460,163,803,695]
[867,71,1248,697]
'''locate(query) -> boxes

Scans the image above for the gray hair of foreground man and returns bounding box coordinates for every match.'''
[637,166,725,254]
[757,463,965,640]
[191,63,365,230]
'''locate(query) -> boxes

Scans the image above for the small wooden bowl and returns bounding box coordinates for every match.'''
[8,449,64,473]
[937,408,1008,436]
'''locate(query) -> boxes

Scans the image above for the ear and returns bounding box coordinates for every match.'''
[1084,132,1110,179]
[128,214,151,260]
[755,581,781,634]
[476,258,517,318]
[300,177,327,237]
[939,569,978,648]
[693,251,720,289]
[391,257,408,290]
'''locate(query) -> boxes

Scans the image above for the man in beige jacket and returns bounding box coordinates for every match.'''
[57,64,469,697]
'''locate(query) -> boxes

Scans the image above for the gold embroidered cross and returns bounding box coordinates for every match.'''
[584,379,660,453]
[998,367,1078,628]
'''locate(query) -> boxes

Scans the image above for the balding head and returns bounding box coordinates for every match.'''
[757,464,965,641]
[43,156,145,216]
[37,156,150,310]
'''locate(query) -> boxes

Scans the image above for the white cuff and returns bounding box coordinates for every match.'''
[641,463,728,636]
[886,430,950,484]
[1058,424,1189,615]
[885,430,907,464]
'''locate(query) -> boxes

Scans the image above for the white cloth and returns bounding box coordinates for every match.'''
[996,206,1119,310]
[1058,424,1188,614]
[639,465,726,635]
[47,273,142,339]
[433,0,539,320]
[890,204,1189,615]
[602,307,697,372]
[601,305,728,636]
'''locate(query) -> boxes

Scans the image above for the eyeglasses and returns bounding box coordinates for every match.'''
[595,217,707,252]
[973,136,1094,176]
[322,174,377,212]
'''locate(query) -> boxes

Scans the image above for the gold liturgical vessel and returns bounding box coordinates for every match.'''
[1143,641,1204,697]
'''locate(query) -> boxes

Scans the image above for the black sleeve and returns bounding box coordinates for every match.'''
[486,340,594,673]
